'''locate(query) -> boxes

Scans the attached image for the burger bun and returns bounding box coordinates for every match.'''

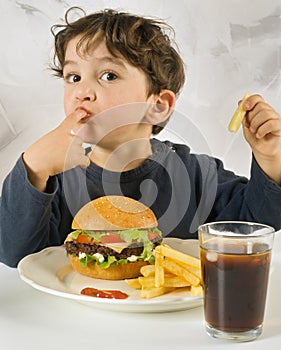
[69,255,148,280]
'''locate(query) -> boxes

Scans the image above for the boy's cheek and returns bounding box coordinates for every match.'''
[63,96,74,116]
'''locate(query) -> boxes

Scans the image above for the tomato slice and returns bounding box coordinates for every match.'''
[147,231,159,241]
[75,233,123,244]
[75,235,94,244]
[100,233,124,244]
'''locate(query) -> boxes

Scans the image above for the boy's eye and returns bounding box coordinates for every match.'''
[65,74,81,83]
[101,72,118,81]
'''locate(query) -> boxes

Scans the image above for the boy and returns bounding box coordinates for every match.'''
[0,8,281,267]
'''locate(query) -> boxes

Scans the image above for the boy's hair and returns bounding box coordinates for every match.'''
[51,7,185,134]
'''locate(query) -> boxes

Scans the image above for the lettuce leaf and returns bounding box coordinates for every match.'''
[78,254,135,269]
[70,230,106,242]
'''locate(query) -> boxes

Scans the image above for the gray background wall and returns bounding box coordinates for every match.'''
[1,0,281,187]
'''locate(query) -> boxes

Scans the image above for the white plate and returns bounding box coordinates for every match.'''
[18,238,203,313]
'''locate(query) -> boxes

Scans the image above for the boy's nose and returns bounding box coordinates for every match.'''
[75,83,96,102]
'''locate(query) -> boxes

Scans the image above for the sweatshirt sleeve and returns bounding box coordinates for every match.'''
[213,155,281,230]
[0,155,64,267]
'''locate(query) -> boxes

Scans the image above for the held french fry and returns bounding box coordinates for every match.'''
[228,92,250,133]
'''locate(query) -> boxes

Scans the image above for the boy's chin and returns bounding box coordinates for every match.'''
[76,128,100,145]
[78,132,113,148]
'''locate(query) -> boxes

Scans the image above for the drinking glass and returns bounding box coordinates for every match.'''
[198,221,274,342]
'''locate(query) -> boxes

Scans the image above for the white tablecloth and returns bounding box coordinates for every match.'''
[1,232,280,350]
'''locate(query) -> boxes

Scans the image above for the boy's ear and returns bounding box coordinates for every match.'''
[145,89,176,125]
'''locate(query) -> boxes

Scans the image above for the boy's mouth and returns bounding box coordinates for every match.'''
[76,106,92,121]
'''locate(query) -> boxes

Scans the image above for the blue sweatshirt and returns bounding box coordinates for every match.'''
[1,139,281,267]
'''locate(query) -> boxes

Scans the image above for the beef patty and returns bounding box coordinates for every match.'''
[65,236,162,260]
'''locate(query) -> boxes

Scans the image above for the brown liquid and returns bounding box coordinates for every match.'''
[200,242,271,332]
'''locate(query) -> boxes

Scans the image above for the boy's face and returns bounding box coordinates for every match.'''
[63,36,156,146]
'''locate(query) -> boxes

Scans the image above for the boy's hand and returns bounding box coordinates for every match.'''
[23,109,91,191]
[242,94,281,184]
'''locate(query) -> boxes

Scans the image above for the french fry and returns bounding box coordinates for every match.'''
[162,276,191,288]
[138,275,190,288]
[176,260,202,279]
[154,247,165,287]
[138,276,156,288]
[191,285,203,297]
[140,286,175,299]
[140,264,155,277]
[228,92,250,133]
[157,244,200,269]
[163,257,201,286]
[125,278,142,289]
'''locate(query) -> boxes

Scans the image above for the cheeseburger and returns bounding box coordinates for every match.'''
[65,196,162,280]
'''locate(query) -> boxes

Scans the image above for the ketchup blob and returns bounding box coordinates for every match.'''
[81,287,128,299]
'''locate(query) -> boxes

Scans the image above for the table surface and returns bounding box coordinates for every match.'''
[1,232,281,350]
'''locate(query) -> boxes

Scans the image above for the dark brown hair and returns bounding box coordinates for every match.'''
[51,7,185,134]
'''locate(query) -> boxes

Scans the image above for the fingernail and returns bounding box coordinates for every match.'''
[243,101,250,109]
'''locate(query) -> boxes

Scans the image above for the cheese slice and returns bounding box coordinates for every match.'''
[105,242,132,253]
